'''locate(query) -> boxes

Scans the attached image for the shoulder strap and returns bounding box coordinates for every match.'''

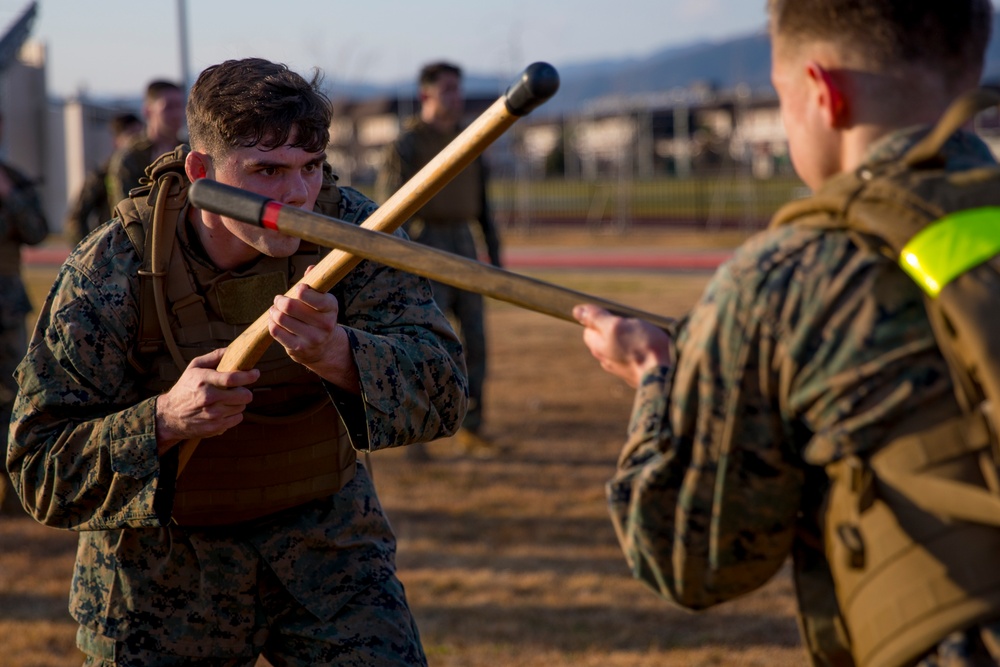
[116,145,191,372]
[315,162,343,218]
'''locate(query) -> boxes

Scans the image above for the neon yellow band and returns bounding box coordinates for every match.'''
[899,207,1000,297]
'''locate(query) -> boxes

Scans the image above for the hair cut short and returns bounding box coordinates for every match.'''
[419,61,463,88]
[768,0,992,82]
[186,58,332,156]
[144,80,182,102]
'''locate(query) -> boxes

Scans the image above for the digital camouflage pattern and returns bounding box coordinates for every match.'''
[0,161,48,513]
[608,127,1000,665]
[7,185,466,663]
[377,117,501,435]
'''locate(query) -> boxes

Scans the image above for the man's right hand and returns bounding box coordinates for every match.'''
[573,304,673,389]
[154,348,260,454]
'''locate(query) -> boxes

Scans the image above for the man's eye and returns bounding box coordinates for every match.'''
[303,163,319,173]
[260,167,277,176]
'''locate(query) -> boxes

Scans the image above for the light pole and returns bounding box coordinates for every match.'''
[177,0,191,93]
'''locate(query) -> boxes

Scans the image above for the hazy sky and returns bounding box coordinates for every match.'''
[16,0,768,98]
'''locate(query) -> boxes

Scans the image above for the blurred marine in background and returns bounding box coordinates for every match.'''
[64,112,143,246]
[107,80,185,208]
[378,61,503,460]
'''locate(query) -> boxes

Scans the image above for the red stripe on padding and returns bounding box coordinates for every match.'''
[262,201,283,231]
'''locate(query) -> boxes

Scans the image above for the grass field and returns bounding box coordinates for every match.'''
[1,228,803,666]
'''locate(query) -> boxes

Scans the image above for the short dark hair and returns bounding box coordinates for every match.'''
[144,80,182,103]
[768,0,992,83]
[110,112,142,137]
[419,61,463,88]
[186,58,332,156]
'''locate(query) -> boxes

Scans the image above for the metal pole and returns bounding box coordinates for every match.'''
[177,0,191,93]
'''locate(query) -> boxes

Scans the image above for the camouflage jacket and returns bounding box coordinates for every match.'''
[7,186,467,651]
[607,127,996,609]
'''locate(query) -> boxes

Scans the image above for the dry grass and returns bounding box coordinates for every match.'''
[2,228,803,666]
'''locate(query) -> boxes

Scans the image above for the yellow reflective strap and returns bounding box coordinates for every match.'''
[899,207,1000,297]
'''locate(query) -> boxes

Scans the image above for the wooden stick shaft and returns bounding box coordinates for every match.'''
[267,202,677,332]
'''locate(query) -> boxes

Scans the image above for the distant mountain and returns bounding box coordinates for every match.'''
[331,13,1000,115]
[544,32,770,114]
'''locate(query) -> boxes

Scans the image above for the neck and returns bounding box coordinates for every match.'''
[837,71,968,173]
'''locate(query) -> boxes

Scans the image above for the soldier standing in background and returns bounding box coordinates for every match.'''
[107,80,185,207]
[378,61,503,460]
[64,112,143,246]
[0,111,48,514]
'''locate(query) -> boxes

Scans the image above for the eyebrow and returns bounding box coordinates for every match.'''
[245,155,325,170]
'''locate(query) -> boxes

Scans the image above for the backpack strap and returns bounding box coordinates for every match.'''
[115,145,191,373]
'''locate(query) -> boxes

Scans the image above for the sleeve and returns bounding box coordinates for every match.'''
[334,191,468,451]
[6,257,170,531]
[477,159,502,267]
[607,244,806,611]
[0,169,48,246]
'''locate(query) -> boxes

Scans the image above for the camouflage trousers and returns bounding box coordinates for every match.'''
[77,560,426,666]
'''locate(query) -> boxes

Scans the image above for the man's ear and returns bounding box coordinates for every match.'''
[806,62,849,129]
[185,151,209,182]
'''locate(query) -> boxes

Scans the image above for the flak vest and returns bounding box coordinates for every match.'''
[773,90,1000,667]
[403,119,482,222]
[115,147,356,526]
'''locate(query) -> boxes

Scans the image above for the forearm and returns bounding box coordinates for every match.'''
[8,393,169,530]
[344,321,466,450]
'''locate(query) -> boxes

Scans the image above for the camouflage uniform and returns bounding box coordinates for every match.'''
[608,128,1000,666]
[107,136,157,210]
[378,117,501,436]
[0,162,47,513]
[7,186,467,665]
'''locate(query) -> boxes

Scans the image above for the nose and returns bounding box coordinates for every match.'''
[282,172,309,208]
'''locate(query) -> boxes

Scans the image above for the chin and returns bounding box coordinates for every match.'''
[258,238,302,259]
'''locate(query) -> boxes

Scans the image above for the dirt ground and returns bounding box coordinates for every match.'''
[0,227,804,666]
